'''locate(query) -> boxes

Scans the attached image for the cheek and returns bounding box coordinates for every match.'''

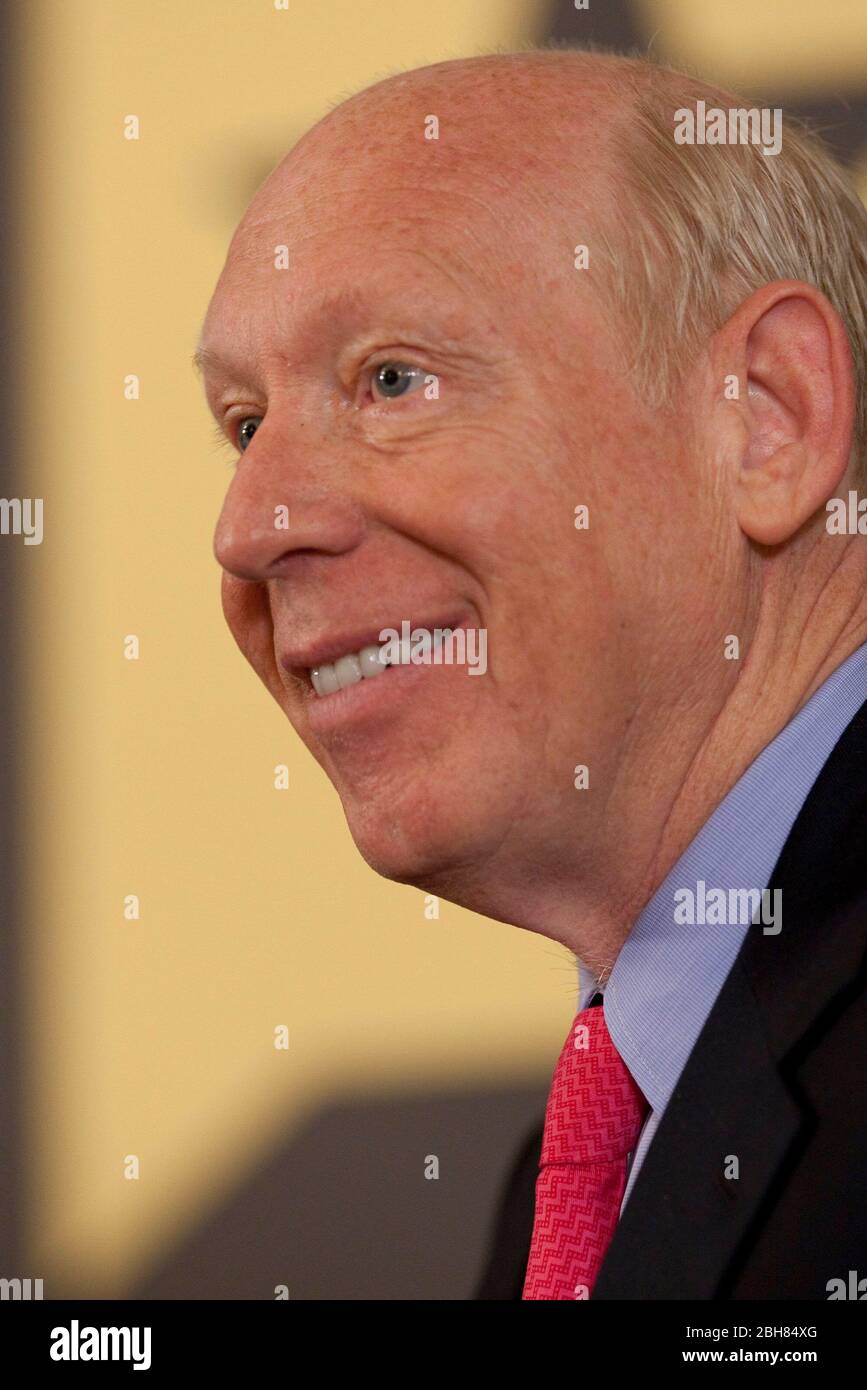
[220,573,284,701]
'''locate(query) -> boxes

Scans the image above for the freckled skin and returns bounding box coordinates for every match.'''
[200,52,865,971]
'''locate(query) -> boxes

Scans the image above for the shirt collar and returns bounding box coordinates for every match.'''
[581,640,867,1113]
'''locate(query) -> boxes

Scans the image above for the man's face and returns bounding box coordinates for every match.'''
[201,99,725,908]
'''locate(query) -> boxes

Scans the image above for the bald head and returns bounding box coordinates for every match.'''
[244,49,627,234]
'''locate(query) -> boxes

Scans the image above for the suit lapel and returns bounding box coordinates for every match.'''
[594,693,867,1299]
[592,954,803,1298]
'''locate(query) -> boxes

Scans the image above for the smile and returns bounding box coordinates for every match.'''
[310,626,457,697]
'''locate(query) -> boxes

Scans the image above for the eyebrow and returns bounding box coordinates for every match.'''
[192,346,226,377]
[192,273,487,388]
[192,285,380,380]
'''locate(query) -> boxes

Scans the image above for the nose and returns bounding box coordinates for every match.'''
[213,426,367,581]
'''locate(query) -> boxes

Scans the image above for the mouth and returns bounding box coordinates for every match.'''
[308,625,462,697]
[310,639,392,697]
[278,612,472,726]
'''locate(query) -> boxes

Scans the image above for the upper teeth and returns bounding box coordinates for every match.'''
[311,644,389,696]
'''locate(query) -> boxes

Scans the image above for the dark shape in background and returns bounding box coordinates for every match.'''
[134,1087,547,1300]
[0,0,24,1284]
[550,0,644,50]
[551,0,867,167]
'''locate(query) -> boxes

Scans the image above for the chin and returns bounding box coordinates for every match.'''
[340,786,488,890]
[346,813,453,887]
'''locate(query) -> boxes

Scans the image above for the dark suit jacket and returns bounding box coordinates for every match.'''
[476,694,867,1299]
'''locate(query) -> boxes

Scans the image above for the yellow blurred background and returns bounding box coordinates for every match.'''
[16,0,867,1297]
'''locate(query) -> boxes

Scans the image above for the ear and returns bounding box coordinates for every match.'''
[717,280,856,546]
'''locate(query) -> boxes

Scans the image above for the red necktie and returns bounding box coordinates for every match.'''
[522,1002,650,1300]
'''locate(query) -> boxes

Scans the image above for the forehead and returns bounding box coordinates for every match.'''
[205,169,531,347]
[200,225,503,398]
[199,76,617,378]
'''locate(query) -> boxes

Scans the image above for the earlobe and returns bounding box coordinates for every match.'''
[737,441,810,546]
[725,282,855,547]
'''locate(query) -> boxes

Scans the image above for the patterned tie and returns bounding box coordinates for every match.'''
[522,997,650,1300]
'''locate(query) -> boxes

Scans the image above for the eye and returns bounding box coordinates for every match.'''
[370,362,426,401]
[236,416,263,452]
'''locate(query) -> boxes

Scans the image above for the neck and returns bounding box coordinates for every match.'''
[435,554,867,978]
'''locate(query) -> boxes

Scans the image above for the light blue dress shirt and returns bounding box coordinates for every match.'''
[576,639,867,1213]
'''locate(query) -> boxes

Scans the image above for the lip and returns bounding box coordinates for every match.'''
[277,610,470,680]
[290,613,474,734]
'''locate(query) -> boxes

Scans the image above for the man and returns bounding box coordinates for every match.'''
[197,48,867,1299]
